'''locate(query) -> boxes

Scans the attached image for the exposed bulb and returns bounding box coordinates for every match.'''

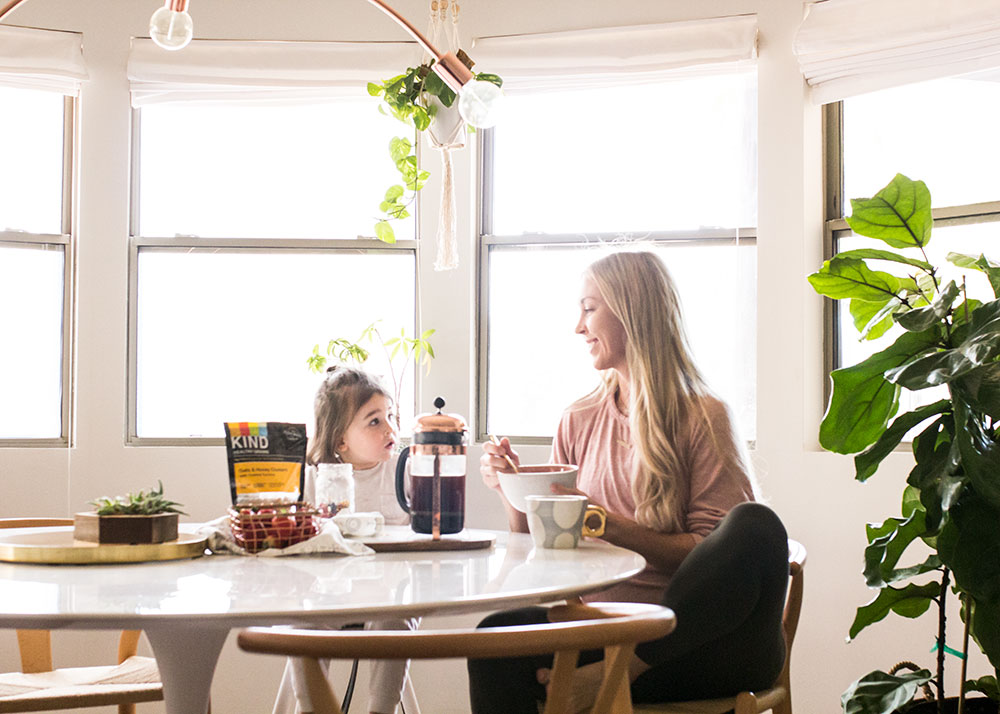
[458,80,505,129]
[150,4,194,51]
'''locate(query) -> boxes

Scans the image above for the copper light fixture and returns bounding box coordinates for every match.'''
[0,0,504,127]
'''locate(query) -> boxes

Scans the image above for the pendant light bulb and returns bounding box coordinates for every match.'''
[458,79,505,129]
[150,1,194,51]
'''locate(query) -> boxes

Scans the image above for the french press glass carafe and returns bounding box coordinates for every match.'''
[394,397,468,539]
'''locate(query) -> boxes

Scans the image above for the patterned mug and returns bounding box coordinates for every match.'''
[525,495,606,549]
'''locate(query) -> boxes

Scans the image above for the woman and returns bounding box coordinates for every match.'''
[470,251,787,713]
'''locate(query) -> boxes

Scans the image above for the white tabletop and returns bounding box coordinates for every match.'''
[0,526,645,714]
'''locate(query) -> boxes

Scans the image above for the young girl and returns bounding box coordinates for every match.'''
[272,366,415,714]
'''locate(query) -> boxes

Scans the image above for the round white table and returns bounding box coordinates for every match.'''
[0,526,645,714]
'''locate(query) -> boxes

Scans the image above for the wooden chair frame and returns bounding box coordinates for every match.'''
[633,538,807,714]
[238,601,676,714]
[0,518,164,714]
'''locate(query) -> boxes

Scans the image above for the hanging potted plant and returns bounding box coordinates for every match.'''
[808,173,1000,713]
[365,50,502,266]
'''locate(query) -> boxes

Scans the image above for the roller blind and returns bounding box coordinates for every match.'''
[470,14,758,93]
[127,38,419,106]
[795,0,1000,104]
[0,24,88,94]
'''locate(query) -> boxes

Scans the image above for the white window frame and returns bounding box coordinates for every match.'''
[125,108,422,447]
[0,95,75,447]
[475,133,757,445]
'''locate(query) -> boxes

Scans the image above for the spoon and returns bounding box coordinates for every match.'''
[488,434,519,474]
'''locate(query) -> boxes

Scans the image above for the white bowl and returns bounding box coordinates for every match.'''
[498,464,578,513]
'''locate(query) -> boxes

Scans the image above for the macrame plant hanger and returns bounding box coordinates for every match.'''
[425,0,464,271]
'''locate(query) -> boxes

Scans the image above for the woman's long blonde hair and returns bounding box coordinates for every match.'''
[308,366,390,466]
[585,251,741,533]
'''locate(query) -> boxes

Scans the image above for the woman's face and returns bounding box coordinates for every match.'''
[576,276,628,373]
[338,393,397,470]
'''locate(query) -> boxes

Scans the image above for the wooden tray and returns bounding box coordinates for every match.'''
[0,527,208,564]
[355,526,496,552]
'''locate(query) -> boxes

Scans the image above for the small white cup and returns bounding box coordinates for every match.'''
[525,495,607,549]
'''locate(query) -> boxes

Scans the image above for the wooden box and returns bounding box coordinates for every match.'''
[74,512,179,544]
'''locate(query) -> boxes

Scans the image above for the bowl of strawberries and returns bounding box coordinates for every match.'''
[228,502,319,553]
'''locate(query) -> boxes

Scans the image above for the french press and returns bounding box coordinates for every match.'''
[395,397,468,539]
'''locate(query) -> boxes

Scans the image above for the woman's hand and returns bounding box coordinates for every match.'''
[550,483,598,503]
[480,437,520,491]
[480,437,528,533]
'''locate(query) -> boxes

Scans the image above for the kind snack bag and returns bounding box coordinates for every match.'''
[224,422,307,505]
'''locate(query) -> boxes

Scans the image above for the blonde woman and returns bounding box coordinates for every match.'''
[472,251,788,712]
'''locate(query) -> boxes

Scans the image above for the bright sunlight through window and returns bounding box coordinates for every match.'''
[485,69,757,440]
[135,95,418,439]
[0,86,66,440]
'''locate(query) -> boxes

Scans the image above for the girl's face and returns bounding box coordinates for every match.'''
[576,276,628,373]
[338,393,397,470]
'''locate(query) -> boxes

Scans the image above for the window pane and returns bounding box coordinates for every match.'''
[0,242,64,438]
[491,71,757,235]
[487,243,756,440]
[136,249,415,438]
[0,87,63,235]
[138,100,416,240]
[843,75,1000,210]
[838,222,999,412]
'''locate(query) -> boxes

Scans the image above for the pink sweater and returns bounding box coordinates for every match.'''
[551,389,755,603]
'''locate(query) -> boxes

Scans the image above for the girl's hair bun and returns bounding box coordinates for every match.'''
[325,365,340,374]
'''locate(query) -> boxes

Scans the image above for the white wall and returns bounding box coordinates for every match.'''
[0,0,991,712]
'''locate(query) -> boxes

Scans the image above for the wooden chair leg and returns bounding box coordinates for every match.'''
[542,649,580,714]
[16,630,52,673]
[301,657,344,714]
[117,630,142,662]
[591,644,633,714]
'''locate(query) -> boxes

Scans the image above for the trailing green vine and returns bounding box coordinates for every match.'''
[366,53,503,243]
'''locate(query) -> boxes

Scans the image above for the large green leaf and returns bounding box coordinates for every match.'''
[889,301,1000,393]
[809,256,902,301]
[851,296,898,341]
[907,416,962,533]
[838,248,934,272]
[842,669,931,714]
[948,252,1000,298]
[847,174,933,250]
[895,281,959,332]
[886,349,978,390]
[863,511,940,587]
[938,490,1000,602]
[848,582,940,640]
[970,599,1000,671]
[966,299,1000,341]
[964,675,1000,700]
[953,363,1000,420]
[821,329,940,454]
[953,397,1000,511]
[855,400,949,481]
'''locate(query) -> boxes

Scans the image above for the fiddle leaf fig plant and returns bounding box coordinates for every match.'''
[308,320,435,428]
[808,173,1000,713]
[366,53,503,243]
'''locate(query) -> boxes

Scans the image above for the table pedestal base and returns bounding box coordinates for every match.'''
[146,624,229,714]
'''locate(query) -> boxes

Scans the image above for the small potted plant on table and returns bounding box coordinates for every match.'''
[75,481,186,545]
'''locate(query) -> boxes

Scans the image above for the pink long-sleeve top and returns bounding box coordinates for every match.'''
[551,389,756,603]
